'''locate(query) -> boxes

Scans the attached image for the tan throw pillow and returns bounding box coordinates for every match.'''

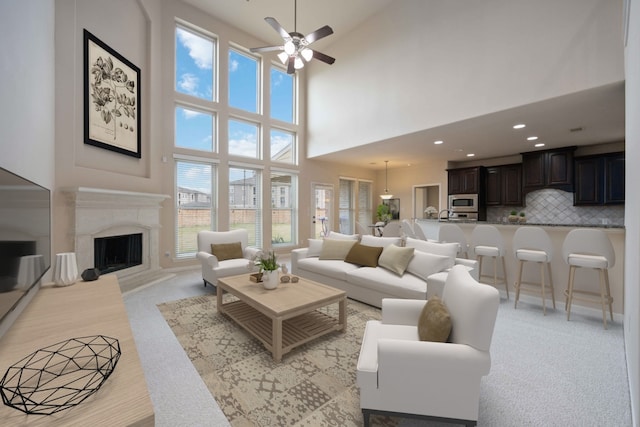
[211,242,243,261]
[378,244,415,275]
[319,238,358,260]
[344,242,383,267]
[417,296,452,342]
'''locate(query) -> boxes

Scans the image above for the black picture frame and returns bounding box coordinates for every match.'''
[384,198,400,220]
[83,29,141,158]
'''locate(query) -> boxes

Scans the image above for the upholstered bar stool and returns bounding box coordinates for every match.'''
[471,224,509,299]
[438,223,469,258]
[562,228,615,329]
[512,227,555,314]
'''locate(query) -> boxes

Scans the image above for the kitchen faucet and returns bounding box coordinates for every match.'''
[438,209,450,222]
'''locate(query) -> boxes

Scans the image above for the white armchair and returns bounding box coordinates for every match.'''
[195,229,261,287]
[356,265,500,426]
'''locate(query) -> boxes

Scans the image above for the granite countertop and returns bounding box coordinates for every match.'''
[417,219,624,229]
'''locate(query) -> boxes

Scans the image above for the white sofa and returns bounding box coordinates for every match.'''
[291,234,478,308]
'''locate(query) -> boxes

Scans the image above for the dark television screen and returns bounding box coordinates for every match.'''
[0,166,51,329]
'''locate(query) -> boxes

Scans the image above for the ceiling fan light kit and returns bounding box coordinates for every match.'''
[249,0,335,74]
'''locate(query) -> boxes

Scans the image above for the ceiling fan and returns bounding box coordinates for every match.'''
[249,0,335,74]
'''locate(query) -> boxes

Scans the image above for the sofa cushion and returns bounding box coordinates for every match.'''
[319,238,358,260]
[378,244,415,275]
[307,239,324,257]
[405,238,457,265]
[417,295,452,342]
[406,250,453,282]
[297,258,360,281]
[211,242,243,261]
[347,267,427,300]
[360,235,403,248]
[327,231,360,240]
[344,242,383,267]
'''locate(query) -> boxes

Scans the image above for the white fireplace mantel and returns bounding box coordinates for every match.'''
[62,187,171,290]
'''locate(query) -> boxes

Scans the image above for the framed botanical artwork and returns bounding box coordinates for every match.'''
[83,29,141,158]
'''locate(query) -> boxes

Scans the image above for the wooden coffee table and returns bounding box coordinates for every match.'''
[216,274,347,362]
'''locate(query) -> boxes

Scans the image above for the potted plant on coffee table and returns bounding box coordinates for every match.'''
[255,250,279,289]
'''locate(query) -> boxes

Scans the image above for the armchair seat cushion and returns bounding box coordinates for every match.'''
[215,258,252,276]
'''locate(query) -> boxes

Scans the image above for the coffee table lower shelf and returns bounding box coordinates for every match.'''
[221,299,342,361]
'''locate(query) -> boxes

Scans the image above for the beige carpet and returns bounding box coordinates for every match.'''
[158,294,399,427]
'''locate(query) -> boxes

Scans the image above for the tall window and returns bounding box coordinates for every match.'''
[339,179,356,234]
[229,166,262,246]
[229,48,258,113]
[175,160,214,257]
[271,171,296,245]
[175,25,215,101]
[174,20,300,252]
[358,181,373,226]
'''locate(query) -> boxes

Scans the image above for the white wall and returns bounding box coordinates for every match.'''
[53,0,163,253]
[307,0,624,157]
[624,0,640,424]
[0,0,55,187]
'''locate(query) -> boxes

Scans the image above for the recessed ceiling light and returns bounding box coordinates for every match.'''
[527,136,538,141]
[534,143,545,147]
[434,140,443,145]
[466,153,475,157]
[513,124,526,129]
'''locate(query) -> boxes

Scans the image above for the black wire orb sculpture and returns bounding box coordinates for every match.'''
[0,335,121,415]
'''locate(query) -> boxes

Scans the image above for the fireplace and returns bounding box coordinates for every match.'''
[63,187,171,291]
[94,233,142,274]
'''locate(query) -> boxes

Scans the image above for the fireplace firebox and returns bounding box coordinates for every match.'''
[94,233,142,274]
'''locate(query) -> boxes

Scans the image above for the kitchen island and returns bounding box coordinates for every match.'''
[415,219,625,317]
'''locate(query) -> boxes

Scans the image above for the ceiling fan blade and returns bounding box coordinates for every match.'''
[304,25,334,44]
[265,17,290,40]
[310,50,336,65]
[250,45,284,53]
[287,58,296,74]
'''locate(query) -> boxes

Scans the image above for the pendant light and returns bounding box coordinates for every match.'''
[380,160,393,200]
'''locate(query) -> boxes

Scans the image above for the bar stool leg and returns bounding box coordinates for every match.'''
[502,256,509,300]
[566,265,576,320]
[514,259,524,309]
[604,270,613,321]
[599,269,609,329]
[539,262,547,315]
[547,263,556,309]
[477,255,483,282]
[493,257,498,289]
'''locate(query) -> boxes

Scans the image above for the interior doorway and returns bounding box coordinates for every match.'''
[311,183,333,238]
[413,184,441,219]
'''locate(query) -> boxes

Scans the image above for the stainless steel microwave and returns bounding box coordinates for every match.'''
[448,194,479,213]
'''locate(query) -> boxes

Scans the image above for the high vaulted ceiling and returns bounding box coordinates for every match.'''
[181,0,625,170]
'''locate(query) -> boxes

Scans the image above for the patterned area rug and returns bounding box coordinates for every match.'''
[158,294,399,426]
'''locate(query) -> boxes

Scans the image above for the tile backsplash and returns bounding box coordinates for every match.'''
[486,189,624,226]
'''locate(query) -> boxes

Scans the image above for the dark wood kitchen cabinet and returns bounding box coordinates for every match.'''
[485,164,522,206]
[448,166,482,195]
[522,147,576,194]
[574,152,624,205]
